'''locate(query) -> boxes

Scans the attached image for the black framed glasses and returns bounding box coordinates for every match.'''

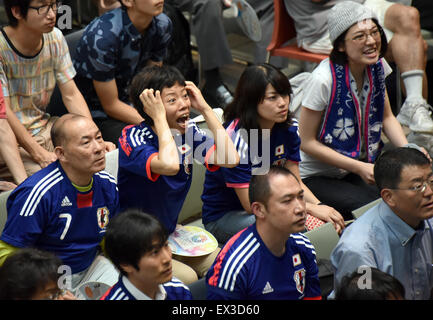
[29,2,62,15]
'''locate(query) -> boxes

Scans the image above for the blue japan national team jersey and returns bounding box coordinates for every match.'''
[118,121,217,234]
[201,119,301,225]
[101,276,192,300]
[1,161,119,274]
[206,224,321,300]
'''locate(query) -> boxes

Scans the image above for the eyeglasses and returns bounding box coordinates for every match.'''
[392,178,433,194]
[29,2,62,15]
[346,28,381,44]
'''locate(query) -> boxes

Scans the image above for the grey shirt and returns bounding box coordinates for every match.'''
[284,0,364,45]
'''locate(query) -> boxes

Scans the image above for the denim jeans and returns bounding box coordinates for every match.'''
[204,210,256,245]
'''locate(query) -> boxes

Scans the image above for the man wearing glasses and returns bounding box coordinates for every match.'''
[0,1,113,185]
[331,147,433,300]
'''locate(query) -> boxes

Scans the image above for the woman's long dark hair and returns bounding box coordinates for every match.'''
[223,63,294,132]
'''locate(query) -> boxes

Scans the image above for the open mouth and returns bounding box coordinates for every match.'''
[176,114,190,129]
[363,47,377,57]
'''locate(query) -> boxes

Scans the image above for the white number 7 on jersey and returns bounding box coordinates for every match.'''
[59,213,72,240]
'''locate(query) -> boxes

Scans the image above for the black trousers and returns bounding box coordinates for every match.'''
[303,173,380,221]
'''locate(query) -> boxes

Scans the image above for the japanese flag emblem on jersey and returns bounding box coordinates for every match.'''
[292,254,301,267]
[294,268,306,294]
[97,207,110,230]
[275,144,284,156]
[178,144,191,155]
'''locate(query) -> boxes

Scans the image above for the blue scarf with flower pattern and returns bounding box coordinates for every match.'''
[318,60,385,163]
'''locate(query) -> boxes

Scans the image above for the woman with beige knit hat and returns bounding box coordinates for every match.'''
[297,1,416,220]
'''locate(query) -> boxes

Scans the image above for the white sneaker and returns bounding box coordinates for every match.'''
[396,98,433,133]
[223,0,262,42]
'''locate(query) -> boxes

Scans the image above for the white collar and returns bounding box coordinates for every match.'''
[122,276,167,300]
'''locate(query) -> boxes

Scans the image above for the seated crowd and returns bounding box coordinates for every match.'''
[0,0,432,301]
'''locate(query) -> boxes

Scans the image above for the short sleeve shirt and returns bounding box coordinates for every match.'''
[101,276,192,300]
[0,27,76,135]
[117,121,216,234]
[73,7,172,117]
[201,119,301,225]
[299,57,392,179]
[206,224,321,300]
[0,161,120,274]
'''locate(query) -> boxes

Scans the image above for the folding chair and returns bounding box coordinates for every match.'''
[352,198,382,220]
[0,190,12,235]
[266,0,328,64]
[304,222,340,261]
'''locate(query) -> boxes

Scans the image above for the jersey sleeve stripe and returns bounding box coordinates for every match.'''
[217,232,254,288]
[20,170,63,217]
[229,242,260,292]
[109,287,124,300]
[164,282,189,290]
[19,167,60,217]
[129,127,137,147]
[96,172,117,185]
[208,228,246,287]
[222,236,259,291]
[26,175,64,217]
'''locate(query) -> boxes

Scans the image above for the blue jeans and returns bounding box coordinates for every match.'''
[204,210,256,245]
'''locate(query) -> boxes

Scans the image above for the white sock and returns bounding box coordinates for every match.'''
[401,70,424,102]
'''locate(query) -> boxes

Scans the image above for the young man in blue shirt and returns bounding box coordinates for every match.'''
[331,147,433,300]
[102,209,192,300]
[206,166,322,300]
[73,0,172,144]
[0,114,120,295]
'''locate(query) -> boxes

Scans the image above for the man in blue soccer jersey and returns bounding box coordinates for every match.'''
[0,114,120,295]
[101,209,192,300]
[206,166,322,300]
[118,65,239,283]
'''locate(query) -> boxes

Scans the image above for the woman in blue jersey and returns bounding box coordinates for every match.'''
[201,63,345,244]
[298,2,418,220]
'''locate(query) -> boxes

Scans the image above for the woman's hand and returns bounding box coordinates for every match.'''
[139,89,167,122]
[308,203,345,235]
[185,81,211,114]
[354,161,375,185]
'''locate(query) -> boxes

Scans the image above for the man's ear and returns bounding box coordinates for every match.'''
[54,146,65,162]
[119,263,135,275]
[119,0,132,8]
[251,201,266,219]
[10,6,24,20]
[380,189,395,208]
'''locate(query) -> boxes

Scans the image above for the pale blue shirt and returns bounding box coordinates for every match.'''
[331,200,433,300]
